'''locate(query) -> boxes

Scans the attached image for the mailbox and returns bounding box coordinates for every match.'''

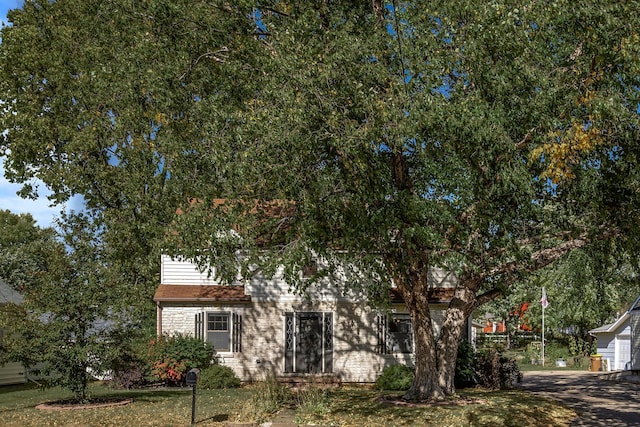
[186,368,200,386]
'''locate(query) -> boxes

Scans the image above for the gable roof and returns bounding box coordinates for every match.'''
[0,280,23,305]
[589,294,640,335]
[154,285,251,303]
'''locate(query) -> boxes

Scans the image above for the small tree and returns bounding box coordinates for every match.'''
[0,212,129,402]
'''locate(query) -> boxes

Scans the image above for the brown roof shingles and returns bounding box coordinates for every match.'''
[154,284,251,303]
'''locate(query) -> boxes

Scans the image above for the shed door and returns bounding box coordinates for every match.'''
[616,335,631,370]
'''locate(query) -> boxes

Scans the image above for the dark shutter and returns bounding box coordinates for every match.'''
[323,312,333,373]
[195,312,205,340]
[284,313,294,373]
[232,313,242,353]
[377,314,387,354]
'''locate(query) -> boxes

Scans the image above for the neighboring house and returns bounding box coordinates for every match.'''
[154,255,473,383]
[482,320,506,334]
[0,280,28,386]
[589,295,640,371]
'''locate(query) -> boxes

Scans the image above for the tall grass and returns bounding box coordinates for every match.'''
[235,372,291,423]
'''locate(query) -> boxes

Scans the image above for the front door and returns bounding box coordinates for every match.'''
[284,312,333,374]
[296,313,323,373]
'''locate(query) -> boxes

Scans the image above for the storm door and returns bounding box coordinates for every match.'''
[284,312,333,374]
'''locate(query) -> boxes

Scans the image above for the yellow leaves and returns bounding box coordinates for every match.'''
[153,112,168,126]
[530,119,604,183]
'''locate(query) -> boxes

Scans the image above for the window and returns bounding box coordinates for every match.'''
[377,313,413,354]
[207,313,230,352]
[388,315,413,353]
[195,312,242,353]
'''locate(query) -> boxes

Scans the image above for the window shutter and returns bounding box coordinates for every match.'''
[195,312,205,340]
[232,313,242,353]
[376,314,387,354]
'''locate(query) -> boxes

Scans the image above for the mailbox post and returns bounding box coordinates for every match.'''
[186,368,200,425]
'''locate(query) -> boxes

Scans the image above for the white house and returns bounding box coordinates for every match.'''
[589,295,640,372]
[154,255,472,383]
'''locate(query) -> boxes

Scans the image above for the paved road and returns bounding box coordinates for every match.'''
[517,370,640,426]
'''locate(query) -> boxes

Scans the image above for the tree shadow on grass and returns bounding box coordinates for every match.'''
[196,414,229,424]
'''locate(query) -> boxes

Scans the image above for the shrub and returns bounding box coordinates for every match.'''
[108,327,152,389]
[455,340,477,388]
[146,333,214,386]
[111,364,146,389]
[474,349,522,390]
[375,364,414,391]
[199,364,241,389]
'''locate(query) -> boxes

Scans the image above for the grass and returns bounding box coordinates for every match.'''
[0,381,576,427]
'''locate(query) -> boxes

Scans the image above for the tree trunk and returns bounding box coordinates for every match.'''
[405,303,446,401]
[436,283,477,395]
[397,271,446,401]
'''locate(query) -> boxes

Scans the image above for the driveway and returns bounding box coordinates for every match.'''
[517,370,640,426]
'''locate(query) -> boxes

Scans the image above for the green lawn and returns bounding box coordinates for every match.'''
[0,382,576,426]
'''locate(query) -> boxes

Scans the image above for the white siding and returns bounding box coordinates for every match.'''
[596,334,616,366]
[0,362,26,386]
[428,268,458,288]
[161,255,219,285]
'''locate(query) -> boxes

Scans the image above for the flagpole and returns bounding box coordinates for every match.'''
[541,303,545,366]
[540,287,548,367]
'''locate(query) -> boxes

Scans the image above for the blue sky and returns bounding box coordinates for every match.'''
[0,0,69,228]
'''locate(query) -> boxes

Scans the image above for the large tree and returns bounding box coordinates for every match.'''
[2,1,640,401]
[0,0,262,306]
[173,1,640,401]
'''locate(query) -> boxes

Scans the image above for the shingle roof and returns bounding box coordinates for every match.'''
[154,285,251,303]
[0,280,23,305]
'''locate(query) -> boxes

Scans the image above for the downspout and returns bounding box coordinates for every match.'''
[156,301,162,336]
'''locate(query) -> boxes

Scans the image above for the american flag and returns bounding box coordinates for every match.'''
[540,287,549,309]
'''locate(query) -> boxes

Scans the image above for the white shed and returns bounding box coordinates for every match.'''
[589,295,640,372]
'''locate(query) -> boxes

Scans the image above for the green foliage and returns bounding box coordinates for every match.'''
[0,212,136,403]
[568,335,595,357]
[520,250,640,341]
[375,364,415,391]
[474,350,523,390]
[108,326,155,389]
[198,364,241,389]
[455,340,477,388]
[146,333,214,386]
[3,0,640,402]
